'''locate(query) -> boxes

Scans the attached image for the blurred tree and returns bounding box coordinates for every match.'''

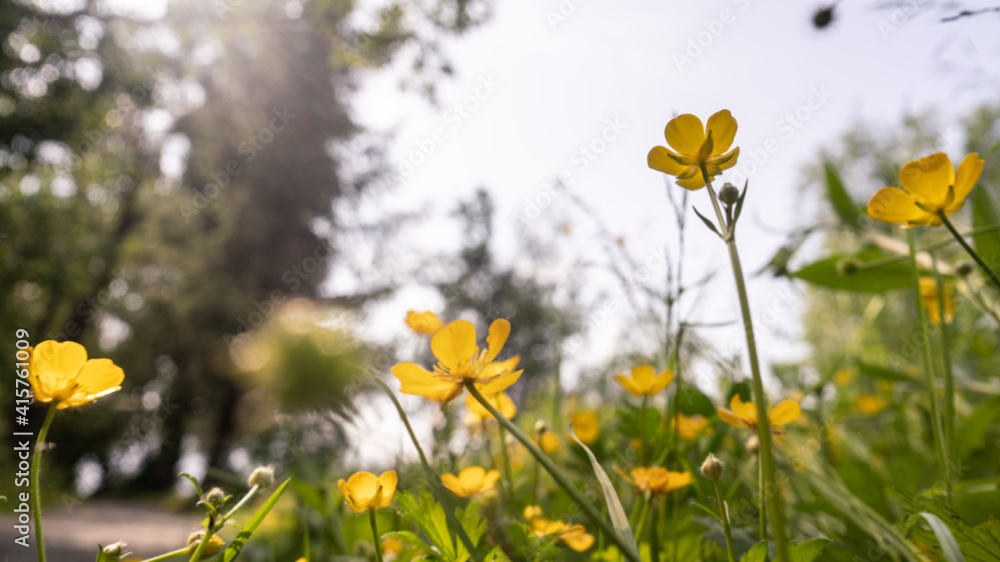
[0,0,490,496]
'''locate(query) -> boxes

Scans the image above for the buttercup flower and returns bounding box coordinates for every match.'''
[392,319,522,407]
[673,413,710,440]
[867,152,984,226]
[717,394,801,434]
[532,430,562,453]
[569,410,600,445]
[855,394,887,415]
[647,109,740,190]
[524,508,595,552]
[834,369,853,386]
[440,466,500,498]
[465,391,517,425]
[919,277,955,325]
[28,340,125,409]
[338,470,398,513]
[405,310,443,336]
[187,532,224,557]
[615,466,692,495]
[614,365,674,397]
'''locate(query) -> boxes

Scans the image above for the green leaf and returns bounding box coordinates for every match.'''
[788,538,831,562]
[94,546,107,562]
[971,185,1000,284]
[955,395,1000,460]
[693,206,722,237]
[734,182,748,224]
[568,427,640,562]
[824,163,861,228]
[856,361,918,382]
[179,472,204,497]
[898,490,1000,561]
[913,512,965,562]
[385,530,436,555]
[220,478,291,561]
[677,382,716,417]
[741,540,769,562]
[790,246,916,292]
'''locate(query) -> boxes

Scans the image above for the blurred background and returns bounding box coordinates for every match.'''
[1,0,999,558]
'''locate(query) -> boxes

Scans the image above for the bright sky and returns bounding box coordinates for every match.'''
[339,0,1000,463]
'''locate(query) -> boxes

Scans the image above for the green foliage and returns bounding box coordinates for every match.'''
[221,478,292,561]
[393,489,487,562]
[790,246,916,292]
[824,163,862,229]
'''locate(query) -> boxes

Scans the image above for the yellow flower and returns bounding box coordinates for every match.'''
[391,319,522,407]
[673,413,710,440]
[464,391,517,425]
[525,509,595,553]
[532,430,562,453]
[381,538,404,555]
[717,394,800,434]
[187,532,224,558]
[647,109,740,190]
[338,470,398,513]
[867,152,984,226]
[405,310,443,336]
[855,394,887,415]
[614,365,674,397]
[440,466,501,498]
[28,340,125,409]
[834,369,853,386]
[615,466,692,495]
[569,410,600,445]
[919,277,955,325]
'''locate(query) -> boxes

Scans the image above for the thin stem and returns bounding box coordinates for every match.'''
[31,404,58,562]
[188,528,216,562]
[757,455,766,540]
[498,425,515,508]
[369,508,384,562]
[532,427,542,504]
[139,548,190,562]
[220,484,259,526]
[907,231,949,500]
[713,478,737,562]
[939,212,1000,291]
[932,253,956,483]
[649,498,661,562]
[699,163,789,562]
[369,375,483,562]
[640,395,649,465]
[465,381,640,562]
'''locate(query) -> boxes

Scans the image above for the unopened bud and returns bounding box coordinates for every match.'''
[248,466,275,488]
[719,183,740,206]
[956,262,974,277]
[102,541,130,560]
[203,487,227,509]
[533,420,548,434]
[700,453,725,481]
[745,435,759,455]
[836,258,859,277]
[187,531,225,557]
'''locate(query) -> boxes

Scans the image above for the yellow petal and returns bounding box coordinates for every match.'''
[59,359,124,408]
[440,473,465,496]
[477,366,521,395]
[485,319,510,362]
[647,146,691,176]
[392,362,459,403]
[613,465,636,486]
[867,187,931,224]
[768,400,801,426]
[28,340,88,403]
[666,471,692,492]
[717,407,748,428]
[714,147,740,171]
[729,394,757,422]
[630,365,654,390]
[376,471,398,507]
[665,114,706,155]
[899,153,954,208]
[952,152,984,203]
[345,472,378,512]
[614,373,641,396]
[480,469,501,492]
[431,320,478,373]
[650,370,675,394]
[706,110,737,155]
[561,526,595,552]
[676,174,707,190]
[459,466,487,489]
[478,355,520,384]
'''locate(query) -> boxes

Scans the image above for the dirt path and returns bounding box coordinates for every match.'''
[0,500,202,562]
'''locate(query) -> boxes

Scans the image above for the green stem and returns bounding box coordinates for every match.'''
[369,508,384,562]
[632,492,652,539]
[369,375,484,562]
[498,425,515,508]
[649,498,661,562]
[713,478,737,562]
[139,548,190,562]
[932,253,956,488]
[532,427,542,504]
[907,231,949,499]
[465,381,640,562]
[640,395,649,465]
[700,163,789,562]
[188,529,216,562]
[31,404,58,562]
[939,212,1000,291]
[219,484,259,526]
[757,454,766,540]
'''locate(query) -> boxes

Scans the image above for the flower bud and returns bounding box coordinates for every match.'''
[836,258,859,277]
[102,540,130,561]
[203,487,227,509]
[187,531,225,557]
[719,183,741,206]
[745,435,759,455]
[700,453,725,481]
[248,466,275,488]
[533,420,548,434]
[956,262,974,277]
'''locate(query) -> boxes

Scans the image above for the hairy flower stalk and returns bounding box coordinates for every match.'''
[698,162,790,561]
